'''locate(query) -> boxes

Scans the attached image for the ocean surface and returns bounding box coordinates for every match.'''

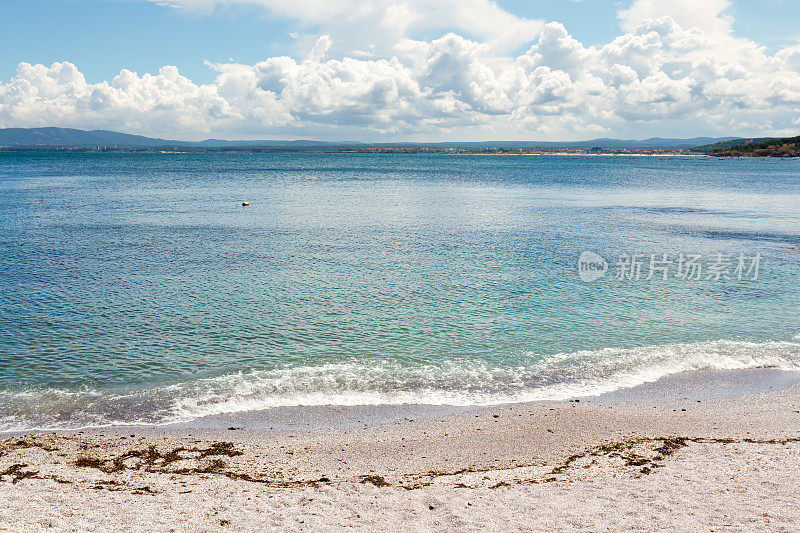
[1,152,799,432]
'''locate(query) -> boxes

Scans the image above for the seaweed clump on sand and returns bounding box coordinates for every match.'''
[73,441,243,474]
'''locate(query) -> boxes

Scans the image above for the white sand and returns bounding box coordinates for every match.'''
[2,369,800,531]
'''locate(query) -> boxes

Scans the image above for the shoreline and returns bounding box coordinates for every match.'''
[3,367,800,530]
[5,366,799,437]
[136,367,800,432]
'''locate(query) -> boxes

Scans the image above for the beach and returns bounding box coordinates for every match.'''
[4,0,800,529]
[2,153,800,531]
[2,368,799,531]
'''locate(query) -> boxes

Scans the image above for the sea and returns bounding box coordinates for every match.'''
[1,151,799,432]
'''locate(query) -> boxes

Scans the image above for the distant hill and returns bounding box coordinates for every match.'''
[0,127,182,148]
[693,136,800,157]
[690,138,773,154]
[190,138,343,148]
[407,137,740,150]
[0,127,342,149]
[0,127,738,151]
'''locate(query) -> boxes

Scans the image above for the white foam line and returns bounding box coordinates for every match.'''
[3,338,800,432]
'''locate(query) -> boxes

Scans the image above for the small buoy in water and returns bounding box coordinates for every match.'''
[242,202,250,206]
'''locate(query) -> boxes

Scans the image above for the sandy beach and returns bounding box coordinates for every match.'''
[5,0,800,529]
[2,368,799,532]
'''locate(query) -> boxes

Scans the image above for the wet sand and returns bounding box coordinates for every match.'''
[2,368,800,531]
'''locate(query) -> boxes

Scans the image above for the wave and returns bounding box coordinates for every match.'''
[2,338,800,433]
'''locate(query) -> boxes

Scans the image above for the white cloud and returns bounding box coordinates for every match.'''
[618,0,734,37]
[157,0,544,56]
[2,1,800,140]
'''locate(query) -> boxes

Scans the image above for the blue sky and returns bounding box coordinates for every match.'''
[3,0,799,84]
[2,0,800,140]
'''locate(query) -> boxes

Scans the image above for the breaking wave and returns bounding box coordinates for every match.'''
[2,339,800,433]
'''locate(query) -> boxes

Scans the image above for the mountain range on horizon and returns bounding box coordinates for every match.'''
[0,127,743,151]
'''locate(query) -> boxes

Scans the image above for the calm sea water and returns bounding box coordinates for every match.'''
[1,152,799,431]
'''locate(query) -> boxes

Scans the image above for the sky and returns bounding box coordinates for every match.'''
[1,0,800,141]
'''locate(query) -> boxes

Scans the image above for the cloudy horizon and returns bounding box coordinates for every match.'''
[2,0,800,141]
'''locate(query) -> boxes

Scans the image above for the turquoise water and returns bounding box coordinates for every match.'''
[1,152,799,431]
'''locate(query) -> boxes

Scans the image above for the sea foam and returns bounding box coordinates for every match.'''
[2,338,799,433]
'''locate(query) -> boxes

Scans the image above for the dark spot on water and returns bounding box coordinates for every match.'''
[697,285,771,299]
[673,226,800,245]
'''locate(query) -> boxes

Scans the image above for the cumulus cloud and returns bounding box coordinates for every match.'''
[1,1,800,140]
[619,0,734,37]
[157,0,544,56]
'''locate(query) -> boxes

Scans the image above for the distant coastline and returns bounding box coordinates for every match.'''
[0,126,734,155]
[710,136,800,157]
[331,147,699,156]
[692,135,800,157]
[3,126,799,156]
[0,145,703,156]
